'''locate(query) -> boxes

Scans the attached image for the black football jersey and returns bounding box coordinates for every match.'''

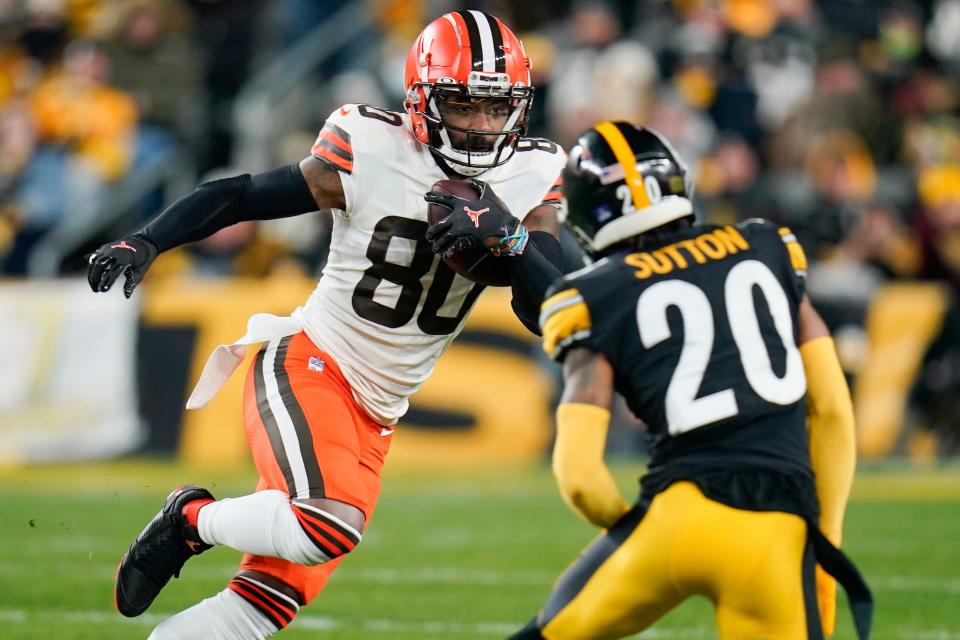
[541,220,817,515]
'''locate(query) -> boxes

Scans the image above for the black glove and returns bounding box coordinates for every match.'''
[424,180,527,258]
[86,233,158,298]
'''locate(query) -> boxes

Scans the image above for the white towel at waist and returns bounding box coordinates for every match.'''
[185,313,302,410]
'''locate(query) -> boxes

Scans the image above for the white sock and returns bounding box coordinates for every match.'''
[147,588,278,640]
[197,490,328,565]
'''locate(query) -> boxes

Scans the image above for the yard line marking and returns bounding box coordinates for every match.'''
[2,608,958,639]
[332,567,557,584]
[0,563,558,584]
[5,560,960,594]
[0,608,713,636]
[871,576,960,594]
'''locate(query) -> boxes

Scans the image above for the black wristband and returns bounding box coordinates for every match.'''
[506,230,563,335]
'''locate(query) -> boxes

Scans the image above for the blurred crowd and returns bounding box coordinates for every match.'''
[0,0,257,273]
[505,0,960,459]
[1,0,958,456]
[510,0,960,311]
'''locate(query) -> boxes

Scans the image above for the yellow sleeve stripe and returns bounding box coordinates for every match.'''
[540,288,581,324]
[540,289,592,358]
[779,226,808,273]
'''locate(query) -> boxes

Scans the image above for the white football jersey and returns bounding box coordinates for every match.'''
[291,103,566,425]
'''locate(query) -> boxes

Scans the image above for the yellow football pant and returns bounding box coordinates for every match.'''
[539,481,816,640]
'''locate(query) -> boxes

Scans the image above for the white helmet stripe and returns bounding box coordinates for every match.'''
[443,13,462,47]
[469,10,496,72]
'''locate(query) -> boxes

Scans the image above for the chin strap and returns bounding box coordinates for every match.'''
[429,146,505,177]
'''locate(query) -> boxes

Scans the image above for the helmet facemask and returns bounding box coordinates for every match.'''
[407,72,532,176]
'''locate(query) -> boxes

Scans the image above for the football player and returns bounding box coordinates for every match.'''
[511,122,873,640]
[86,11,566,639]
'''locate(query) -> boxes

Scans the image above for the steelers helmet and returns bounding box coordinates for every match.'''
[563,121,694,256]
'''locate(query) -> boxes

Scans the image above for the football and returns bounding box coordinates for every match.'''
[426,179,512,287]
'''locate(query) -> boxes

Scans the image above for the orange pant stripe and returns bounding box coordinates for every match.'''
[228,578,297,629]
[240,332,391,604]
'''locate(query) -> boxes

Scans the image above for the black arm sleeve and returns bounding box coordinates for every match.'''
[141,164,319,252]
[506,230,564,335]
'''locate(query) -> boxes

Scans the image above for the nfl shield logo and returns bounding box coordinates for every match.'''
[307,356,325,374]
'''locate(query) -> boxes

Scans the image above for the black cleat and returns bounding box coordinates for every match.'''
[115,484,215,617]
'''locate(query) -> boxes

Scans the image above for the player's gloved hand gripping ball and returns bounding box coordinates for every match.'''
[86,233,158,298]
[424,179,529,260]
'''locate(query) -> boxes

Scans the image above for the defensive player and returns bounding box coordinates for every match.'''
[86,11,565,638]
[512,122,872,639]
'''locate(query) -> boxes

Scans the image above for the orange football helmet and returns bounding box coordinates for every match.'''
[404,11,533,175]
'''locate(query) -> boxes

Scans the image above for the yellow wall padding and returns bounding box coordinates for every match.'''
[143,277,551,466]
[143,275,315,466]
[853,283,948,458]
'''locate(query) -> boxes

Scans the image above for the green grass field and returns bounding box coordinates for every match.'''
[1,459,959,639]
